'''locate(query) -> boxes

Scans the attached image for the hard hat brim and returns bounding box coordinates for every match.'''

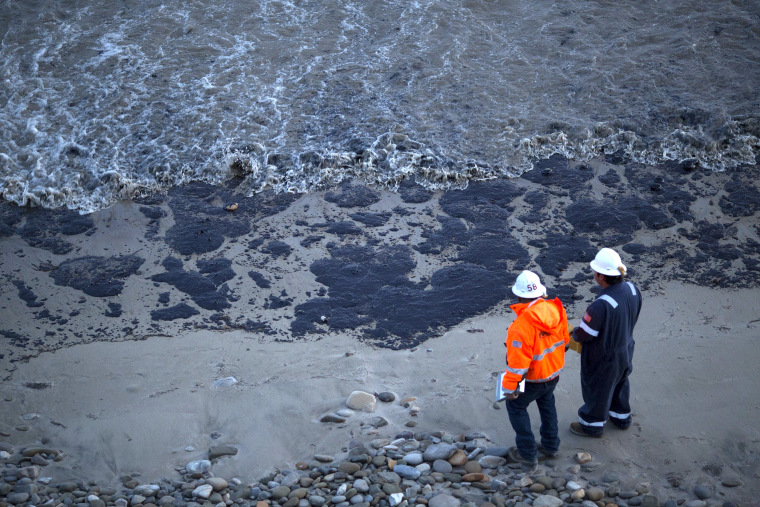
[590,259,623,276]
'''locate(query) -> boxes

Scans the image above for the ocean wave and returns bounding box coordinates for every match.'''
[2,116,760,213]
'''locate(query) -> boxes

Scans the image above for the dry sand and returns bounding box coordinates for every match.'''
[3,280,759,502]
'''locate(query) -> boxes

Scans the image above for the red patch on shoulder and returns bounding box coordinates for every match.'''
[582,313,592,323]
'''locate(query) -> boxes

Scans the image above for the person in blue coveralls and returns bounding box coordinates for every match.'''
[569,247,643,437]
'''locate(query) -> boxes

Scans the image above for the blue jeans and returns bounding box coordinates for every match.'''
[505,377,560,461]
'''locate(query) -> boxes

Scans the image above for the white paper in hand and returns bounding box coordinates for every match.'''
[496,372,525,401]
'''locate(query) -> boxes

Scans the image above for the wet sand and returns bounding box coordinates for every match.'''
[1,156,759,504]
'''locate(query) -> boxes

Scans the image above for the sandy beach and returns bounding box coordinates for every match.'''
[2,157,760,505]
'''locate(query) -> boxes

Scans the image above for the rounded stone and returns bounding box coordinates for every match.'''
[428,494,460,507]
[432,459,452,473]
[346,391,376,412]
[340,462,362,474]
[619,490,639,499]
[529,483,546,493]
[272,486,292,500]
[404,453,424,466]
[309,495,326,506]
[206,478,228,491]
[393,465,421,480]
[377,392,396,403]
[585,487,604,501]
[192,485,213,499]
[423,443,458,462]
[694,485,712,500]
[532,495,564,507]
[7,492,30,505]
[448,450,468,466]
[641,495,659,507]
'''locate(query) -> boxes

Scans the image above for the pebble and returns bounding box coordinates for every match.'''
[0,424,745,507]
[721,475,742,487]
[586,487,605,501]
[532,496,563,507]
[694,484,713,499]
[575,452,592,464]
[405,452,424,466]
[346,391,377,412]
[424,443,458,461]
[428,493,460,507]
[432,459,453,473]
[192,484,213,499]
[378,392,396,402]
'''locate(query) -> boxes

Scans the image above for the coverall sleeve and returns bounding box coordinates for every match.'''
[501,322,533,393]
[573,301,605,343]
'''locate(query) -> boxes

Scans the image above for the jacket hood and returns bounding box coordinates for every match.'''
[511,297,567,333]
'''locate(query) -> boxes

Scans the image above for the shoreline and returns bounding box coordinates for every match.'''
[2,157,760,504]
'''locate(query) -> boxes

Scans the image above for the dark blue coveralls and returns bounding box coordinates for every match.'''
[573,280,642,435]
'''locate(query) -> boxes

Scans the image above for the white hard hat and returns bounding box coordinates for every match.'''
[512,270,547,298]
[590,248,627,276]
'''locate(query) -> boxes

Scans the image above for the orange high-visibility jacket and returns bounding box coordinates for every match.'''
[502,297,570,393]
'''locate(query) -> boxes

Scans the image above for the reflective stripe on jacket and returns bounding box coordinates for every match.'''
[502,297,570,393]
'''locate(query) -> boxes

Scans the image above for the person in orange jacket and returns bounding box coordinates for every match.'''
[502,270,570,466]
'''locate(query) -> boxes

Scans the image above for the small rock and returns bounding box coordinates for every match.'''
[314,454,334,462]
[574,452,592,464]
[530,483,546,493]
[378,392,396,402]
[206,477,228,491]
[619,490,639,499]
[193,485,213,499]
[585,487,604,501]
[393,465,421,481]
[404,453,424,466]
[423,443,458,461]
[571,489,585,501]
[694,484,712,500]
[478,456,506,468]
[225,203,238,211]
[448,450,468,466]
[462,473,487,482]
[389,493,405,507]
[432,459,453,473]
[532,495,564,507]
[7,492,30,505]
[186,459,212,474]
[321,414,347,423]
[339,462,362,474]
[428,493,460,507]
[134,485,160,497]
[346,391,376,412]
[721,475,742,488]
[209,445,238,460]
[641,495,659,507]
